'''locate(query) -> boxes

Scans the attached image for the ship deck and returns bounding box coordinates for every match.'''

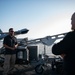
[0,64,61,75]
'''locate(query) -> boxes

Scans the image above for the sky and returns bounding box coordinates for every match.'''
[0,0,75,39]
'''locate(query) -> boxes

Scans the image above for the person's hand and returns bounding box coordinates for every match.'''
[14,44,18,49]
[60,54,66,58]
[11,47,15,50]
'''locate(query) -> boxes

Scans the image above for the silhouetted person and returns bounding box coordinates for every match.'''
[52,12,75,75]
[3,28,18,75]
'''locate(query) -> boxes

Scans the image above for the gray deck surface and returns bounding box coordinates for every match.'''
[0,64,60,75]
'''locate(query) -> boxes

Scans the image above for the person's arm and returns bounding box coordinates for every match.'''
[3,44,15,50]
[52,43,65,55]
[52,32,71,55]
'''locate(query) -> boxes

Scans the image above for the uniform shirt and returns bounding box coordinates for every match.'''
[3,35,18,54]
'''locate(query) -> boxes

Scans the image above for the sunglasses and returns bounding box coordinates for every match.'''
[10,31,14,32]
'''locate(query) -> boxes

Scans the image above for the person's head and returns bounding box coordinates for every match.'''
[71,12,75,30]
[9,28,14,36]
